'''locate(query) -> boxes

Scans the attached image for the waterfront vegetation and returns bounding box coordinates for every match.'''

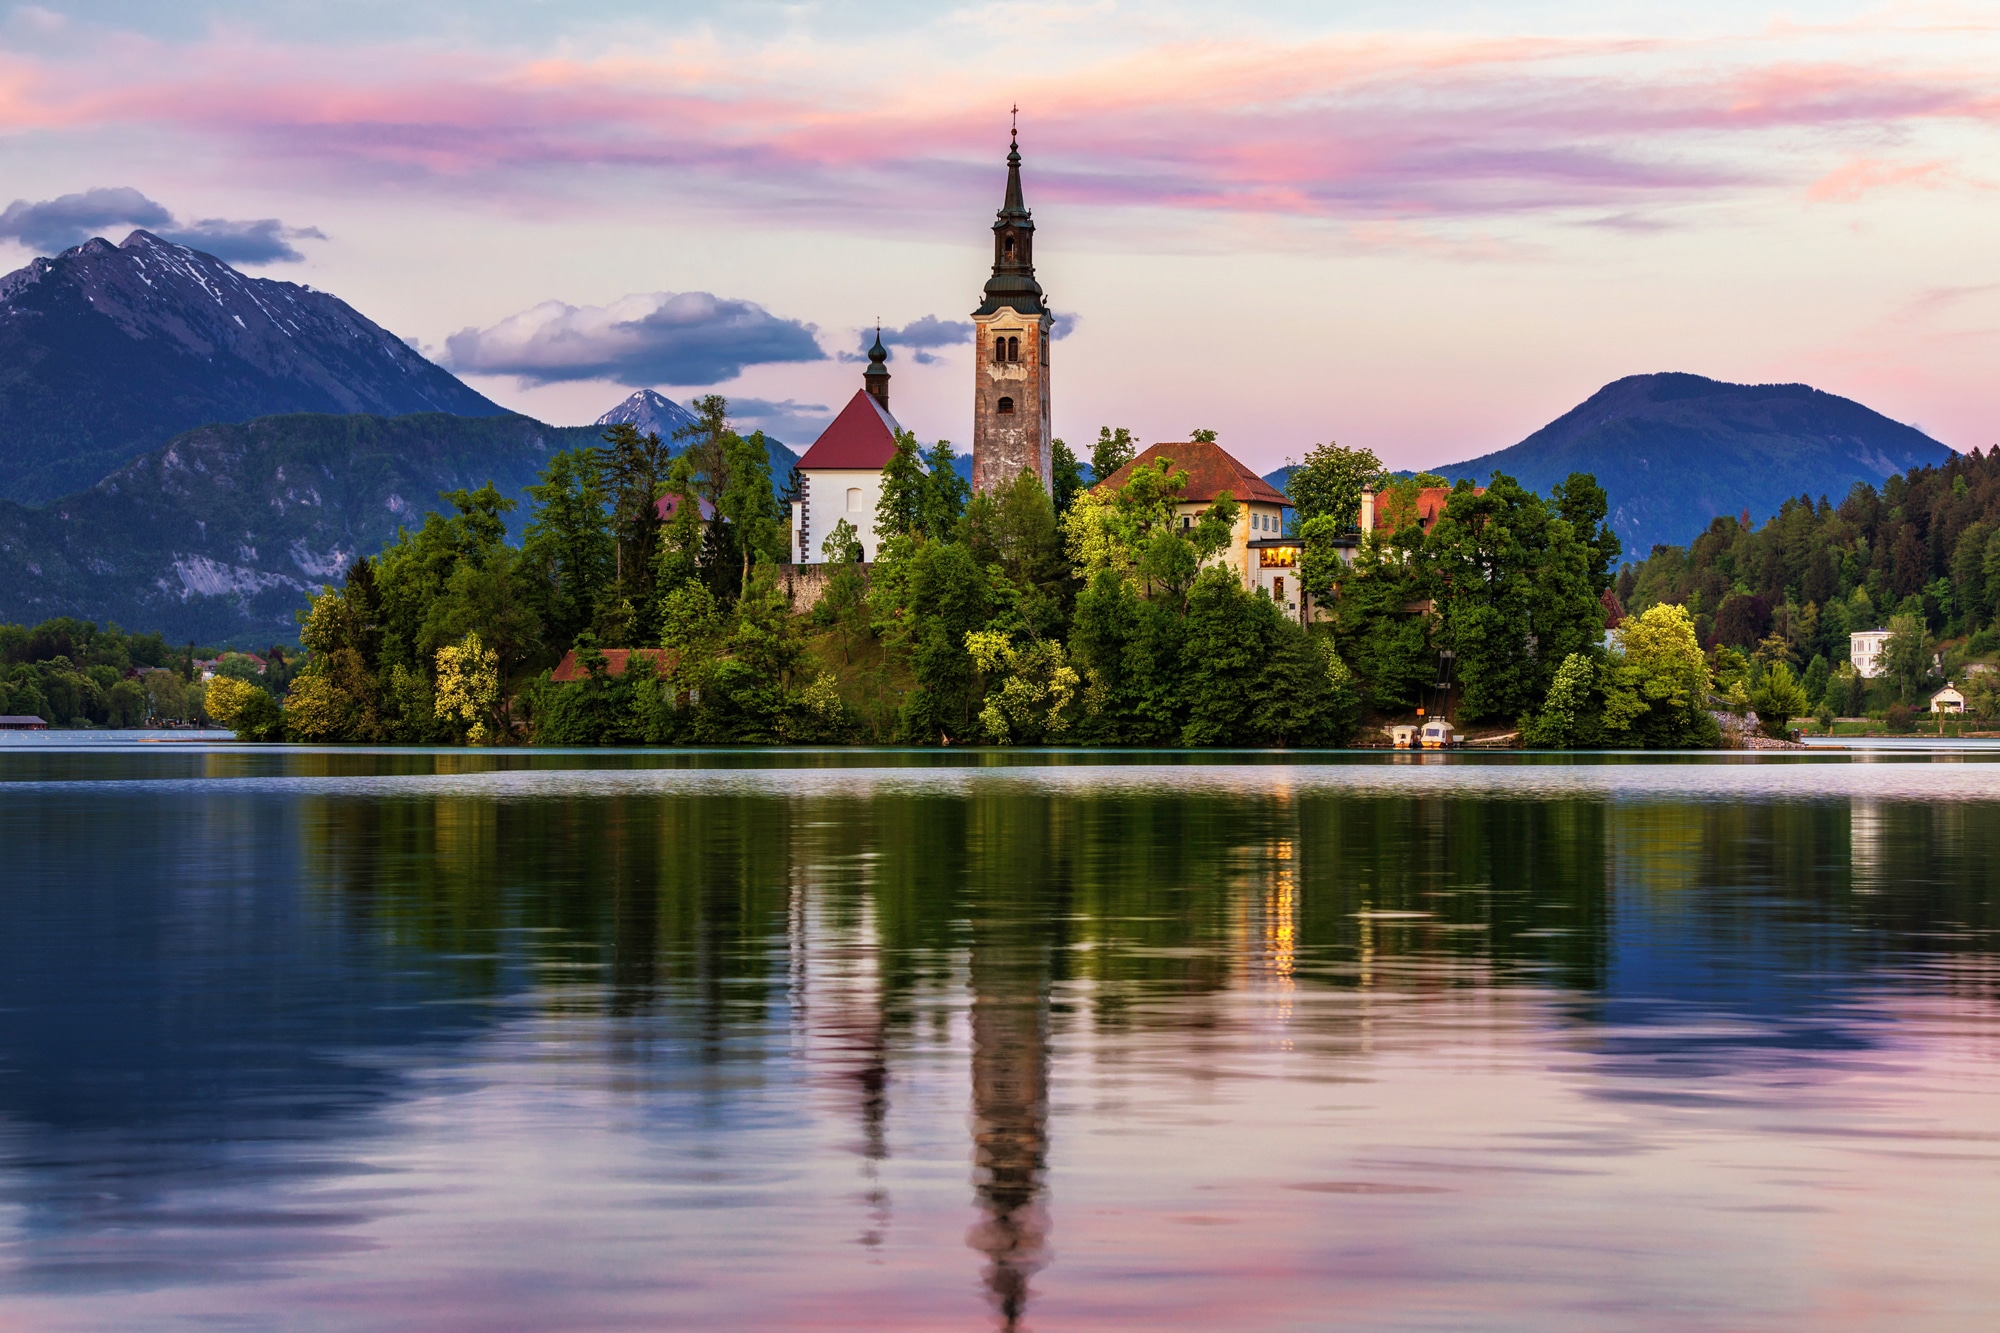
[13,410,2000,747]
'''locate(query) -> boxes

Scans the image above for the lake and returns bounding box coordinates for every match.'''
[3,746,1999,1330]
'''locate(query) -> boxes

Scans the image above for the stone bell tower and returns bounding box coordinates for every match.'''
[971,121,1053,495]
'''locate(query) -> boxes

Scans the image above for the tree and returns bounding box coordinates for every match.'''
[1750,660,1809,738]
[1524,652,1600,749]
[1329,533,1433,712]
[521,446,613,651]
[204,675,284,741]
[1051,438,1085,516]
[1551,472,1623,593]
[720,428,785,589]
[598,422,672,632]
[1251,624,1360,747]
[1881,612,1930,700]
[1599,603,1718,749]
[876,430,929,541]
[1090,426,1136,485]
[966,630,1079,744]
[1426,475,1602,724]
[435,630,502,743]
[1285,441,1384,529]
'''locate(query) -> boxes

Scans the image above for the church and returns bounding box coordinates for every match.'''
[789,125,1291,599]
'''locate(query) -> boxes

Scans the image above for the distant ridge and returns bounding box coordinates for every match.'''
[0,231,507,504]
[1264,374,1953,556]
[1431,374,1951,554]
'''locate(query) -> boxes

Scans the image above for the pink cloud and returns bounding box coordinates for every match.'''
[1807,156,1956,201]
[2,24,1997,229]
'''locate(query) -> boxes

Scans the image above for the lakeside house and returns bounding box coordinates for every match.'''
[0,715,49,730]
[1851,628,1891,678]
[1930,683,1966,714]
[1092,439,1297,608]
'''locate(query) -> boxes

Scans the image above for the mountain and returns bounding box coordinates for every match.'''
[597,389,699,440]
[0,413,599,644]
[1262,375,1954,556]
[1431,374,1952,555]
[0,231,507,505]
[596,389,801,481]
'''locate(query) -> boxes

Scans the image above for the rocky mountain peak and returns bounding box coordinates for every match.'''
[595,389,699,441]
[0,231,508,504]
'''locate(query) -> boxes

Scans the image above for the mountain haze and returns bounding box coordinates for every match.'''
[1430,374,1952,555]
[0,231,507,504]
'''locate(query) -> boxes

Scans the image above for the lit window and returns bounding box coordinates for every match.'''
[846,487,862,511]
[997,396,1015,415]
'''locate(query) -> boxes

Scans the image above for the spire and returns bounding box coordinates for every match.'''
[863,322,890,410]
[1002,107,1027,218]
[976,117,1044,317]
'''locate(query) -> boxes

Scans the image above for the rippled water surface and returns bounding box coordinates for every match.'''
[4,746,2000,1330]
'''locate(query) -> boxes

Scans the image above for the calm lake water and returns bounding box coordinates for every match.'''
[3,746,2000,1330]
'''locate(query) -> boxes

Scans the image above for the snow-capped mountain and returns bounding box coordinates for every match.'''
[0,230,507,504]
[595,389,701,441]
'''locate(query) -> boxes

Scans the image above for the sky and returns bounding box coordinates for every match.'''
[1,0,1996,472]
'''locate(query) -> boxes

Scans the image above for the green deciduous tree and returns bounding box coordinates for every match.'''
[1285,441,1384,529]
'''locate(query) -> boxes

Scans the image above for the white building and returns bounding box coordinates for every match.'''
[1930,683,1966,714]
[1850,628,1892,679]
[790,336,902,564]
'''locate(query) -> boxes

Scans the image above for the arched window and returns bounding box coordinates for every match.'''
[1007,336,1020,362]
[1003,235,1015,258]
[993,336,1006,363]
[846,487,863,511]
[997,396,1015,415]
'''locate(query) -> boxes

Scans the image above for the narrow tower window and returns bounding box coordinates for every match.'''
[997,396,1015,415]
[1004,235,1015,257]
[994,336,1007,363]
[1007,336,1020,362]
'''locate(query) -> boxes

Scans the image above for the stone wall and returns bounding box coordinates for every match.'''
[776,562,869,611]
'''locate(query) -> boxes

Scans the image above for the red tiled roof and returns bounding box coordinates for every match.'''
[1092,440,1290,507]
[549,648,679,683]
[1376,485,1483,536]
[796,390,902,470]
[654,492,717,522]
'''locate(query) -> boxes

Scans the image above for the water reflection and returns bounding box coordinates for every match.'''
[3,752,2000,1327]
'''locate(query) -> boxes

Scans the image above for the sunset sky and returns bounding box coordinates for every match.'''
[2,1,1996,471]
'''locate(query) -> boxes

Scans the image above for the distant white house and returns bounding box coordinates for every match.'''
[1930,683,1966,714]
[1851,628,1892,679]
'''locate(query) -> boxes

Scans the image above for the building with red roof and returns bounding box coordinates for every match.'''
[1092,438,1299,612]
[549,647,679,683]
[790,333,904,563]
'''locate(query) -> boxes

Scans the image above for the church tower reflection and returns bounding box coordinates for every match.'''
[967,928,1052,1329]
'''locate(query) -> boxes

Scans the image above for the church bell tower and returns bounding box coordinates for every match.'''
[971,121,1053,495]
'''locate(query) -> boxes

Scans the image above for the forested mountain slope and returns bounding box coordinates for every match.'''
[0,413,598,643]
[1620,444,2000,665]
